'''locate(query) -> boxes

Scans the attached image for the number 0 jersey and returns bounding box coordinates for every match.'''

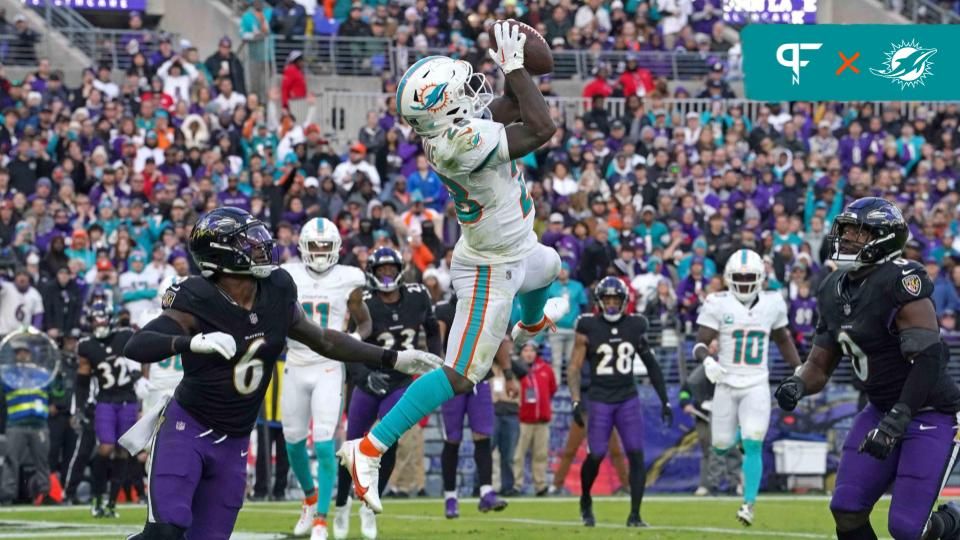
[697,290,788,388]
[423,117,538,265]
[576,313,651,404]
[161,270,299,437]
[815,259,960,413]
[78,329,136,403]
[282,262,367,367]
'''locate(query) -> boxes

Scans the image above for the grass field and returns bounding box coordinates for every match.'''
[0,495,911,540]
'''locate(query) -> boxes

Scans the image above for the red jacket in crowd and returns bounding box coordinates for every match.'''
[281,63,307,107]
[519,358,557,423]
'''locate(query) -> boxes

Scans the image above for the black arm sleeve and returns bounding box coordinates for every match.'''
[423,316,442,358]
[123,315,192,364]
[75,373,91,409]
[639,345,669,405]
[290,316,398,369]
[895,341,944,413]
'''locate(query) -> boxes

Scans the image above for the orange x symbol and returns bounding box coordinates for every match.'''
[836,51,860,75]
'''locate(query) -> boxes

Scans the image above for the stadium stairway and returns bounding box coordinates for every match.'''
[0,0,91,82]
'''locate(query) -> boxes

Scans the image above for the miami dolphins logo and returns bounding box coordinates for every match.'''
[870,39,937,90]
[411,82,449,113]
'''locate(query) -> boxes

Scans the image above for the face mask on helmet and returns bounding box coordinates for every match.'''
[372,263,401,292]
[599,294,625,322]
[829,220,878,271]
[91,311,111,339]
[233,223,277,278]
[727,272,762,303]
[302,239,339,273]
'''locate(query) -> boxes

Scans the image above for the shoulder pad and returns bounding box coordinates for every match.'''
[362,290,374,301]
[270,267,298,295]
[627,314,649,330]
[575,313,594,332]
[893,263,933,304]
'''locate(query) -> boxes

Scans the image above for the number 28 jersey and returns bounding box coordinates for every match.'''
[696,291,788,388]
[576,313,651,404]
[423,118,538,265]
[815,259,960,413]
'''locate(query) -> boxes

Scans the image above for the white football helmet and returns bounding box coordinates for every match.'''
[724,249,765,304]
[298,217,341,273]
[397,56,492,138]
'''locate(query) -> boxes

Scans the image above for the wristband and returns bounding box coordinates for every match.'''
[380,348,398,370]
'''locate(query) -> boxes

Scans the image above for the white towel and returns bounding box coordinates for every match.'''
[119,395,169,455]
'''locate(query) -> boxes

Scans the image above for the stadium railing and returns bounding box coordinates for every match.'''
[310,90,950,143]
[46,27,179,71]
[262,35,733,81]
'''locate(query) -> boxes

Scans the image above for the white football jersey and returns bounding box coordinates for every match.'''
[283,262,366,367]
[136,309,183,390]
[0,281,43,335]
[119,266,164,323]
[696,290,788,388]
[423,117,538,265]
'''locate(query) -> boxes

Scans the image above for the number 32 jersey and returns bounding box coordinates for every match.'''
[697,291,788,388]
[576,313,651,404]
[78,329,136,403]
[424,118,538,265]
[161,270,299,437]
[815,259,960,413]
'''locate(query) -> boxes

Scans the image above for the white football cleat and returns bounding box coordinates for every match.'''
[736,503,754,526]
[510,296,569,343]
[694,486,709,497]
[332,498,351,540]
[294,497,315,536]
[310,518,329,540]
[337,439,383,513]
[359,504,378,539]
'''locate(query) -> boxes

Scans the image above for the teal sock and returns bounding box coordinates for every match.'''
[371,369,454,448]
[742,439,763,505]
[286,439,315,496]
[519,286,550,326]
[314,440,336,516]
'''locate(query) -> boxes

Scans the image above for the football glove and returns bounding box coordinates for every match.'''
[661,403,674,427]
[703,356,726,384]
[774,375,806,411]
[488,21,526,74]
[190,332,237,360]
[859,404,911,460]
[572,400,585,427]
[394,349,443,375]
[366,371,391,397]
[134,377,154,401]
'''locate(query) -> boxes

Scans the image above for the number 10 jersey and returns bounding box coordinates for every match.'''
[697,290,789,389]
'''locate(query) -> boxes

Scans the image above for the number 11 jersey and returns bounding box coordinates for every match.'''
[160,270,299,437]
[697,290,789,389]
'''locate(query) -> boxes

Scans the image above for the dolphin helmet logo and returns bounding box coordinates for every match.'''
[411,82,449,112]
[870,39,937,90]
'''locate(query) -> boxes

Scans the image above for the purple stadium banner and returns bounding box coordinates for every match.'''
[21,0,146,10]
[723,0,818,25]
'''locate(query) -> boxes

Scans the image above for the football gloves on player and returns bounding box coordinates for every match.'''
[366,371,391,396]
[859,404,911,460]
[703,356,726,384]
[394,349,443,375]
[572,400,585,427]
[190,332,237,360]
[774,375,807,411]
[488,21,526,74]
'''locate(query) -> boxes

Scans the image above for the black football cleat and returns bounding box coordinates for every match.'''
[626,513,649,527]
[580,496,595,527]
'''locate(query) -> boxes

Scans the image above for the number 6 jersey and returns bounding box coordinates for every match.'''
[160,270,299,437]
[814,259,960,413]
[696,290,789,388]
[576,313,653,403]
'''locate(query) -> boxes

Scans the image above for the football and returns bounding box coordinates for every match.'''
[506,19,554,75]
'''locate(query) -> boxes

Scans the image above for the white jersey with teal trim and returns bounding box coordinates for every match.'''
[282,262,366,367]
[423,117,538,265]
[136,309,183,390]
[696,290,788,388]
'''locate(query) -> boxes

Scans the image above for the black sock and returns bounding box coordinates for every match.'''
[442,442,460,492]
[379,445,398,496]
[580,453,603,504]
[109,456,128,506]
[837,523,878,540]
[473,438,492,488]
[626,451,646,517]
[130,458,145,501]
[336,465,352,507]
[91,454,109,502]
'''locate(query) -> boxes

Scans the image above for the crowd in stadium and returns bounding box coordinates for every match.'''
[1,0,960,517]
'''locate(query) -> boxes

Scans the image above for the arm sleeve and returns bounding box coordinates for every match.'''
[123,315,192,364]
[695,295,721,330]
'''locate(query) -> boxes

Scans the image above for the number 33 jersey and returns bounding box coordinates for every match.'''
[423,118,538,265]
[815,259,960,413]
[160,270,299,437]
[576,313,651,403]
[697,290,789,388]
